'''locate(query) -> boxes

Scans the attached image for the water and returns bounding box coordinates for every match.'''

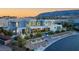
[45,33,79,51]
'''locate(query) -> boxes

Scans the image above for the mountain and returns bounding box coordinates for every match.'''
[36,10,79,19]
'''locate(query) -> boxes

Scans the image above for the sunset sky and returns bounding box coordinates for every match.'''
[0,8,78,17]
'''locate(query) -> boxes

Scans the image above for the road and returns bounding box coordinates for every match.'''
[45,32,79,51]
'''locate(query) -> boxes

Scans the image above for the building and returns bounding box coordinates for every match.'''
[25,18,50,33]
[26,18,43,26]
[0,17,68,34]
[29,26,50,33]
[40,19,63,32]
[5,18,27,34]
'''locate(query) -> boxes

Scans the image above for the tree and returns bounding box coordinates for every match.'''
[36,32,42,37]
[17,36,26,47]
[48,31,54,35]
[0,27,13,36]
[24,36,30,40]
[4,30,13,36]
[63,21,74,31]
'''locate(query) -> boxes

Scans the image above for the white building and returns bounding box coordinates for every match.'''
[0,17,64,34]
[41,19,63,32]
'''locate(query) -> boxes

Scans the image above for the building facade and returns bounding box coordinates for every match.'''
[0,17,67,34]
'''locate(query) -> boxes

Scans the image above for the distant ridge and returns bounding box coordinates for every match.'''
[36,10,79,19]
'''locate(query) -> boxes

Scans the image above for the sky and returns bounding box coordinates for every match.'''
[0,8,78,17]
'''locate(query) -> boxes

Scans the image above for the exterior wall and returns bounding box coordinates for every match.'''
[8,21,17,31]
[7,18,27,34]
[27,19,38,26]
[27,19,44,27]
[18,19,27,28]
[49,24,62,32]
[40,19,63,32]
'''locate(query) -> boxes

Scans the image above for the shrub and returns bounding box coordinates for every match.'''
[17,36,26,47]
[36,32,42,37]
[48,31,54,35]
[24,36,30,40]
[55,31,60,33]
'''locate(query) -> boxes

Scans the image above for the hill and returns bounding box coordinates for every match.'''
[36,10,79,19]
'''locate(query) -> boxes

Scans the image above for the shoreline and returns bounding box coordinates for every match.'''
[35,31,78,51]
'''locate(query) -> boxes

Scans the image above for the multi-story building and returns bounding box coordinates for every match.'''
[39,19,63,32]
[0,18,27,34]
[8,18,27,34]
[25,18,50,33]
[0,17,70,34]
